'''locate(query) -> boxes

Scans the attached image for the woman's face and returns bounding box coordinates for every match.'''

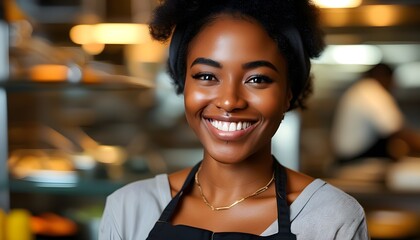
[184,15,291,163]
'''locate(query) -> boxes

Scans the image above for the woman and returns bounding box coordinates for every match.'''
[99,0,369,239]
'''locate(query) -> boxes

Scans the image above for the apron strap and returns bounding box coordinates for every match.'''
[273,158,294,234]
[158,157,293,235]
[158,161,202,222]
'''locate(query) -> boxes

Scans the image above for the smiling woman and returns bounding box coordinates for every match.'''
[184,16,290,164]
[99,1,369,240]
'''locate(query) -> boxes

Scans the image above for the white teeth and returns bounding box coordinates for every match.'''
[210,120,253,132]
[229,122,236,131]
[222,122,229,131]
[236,122,242,131]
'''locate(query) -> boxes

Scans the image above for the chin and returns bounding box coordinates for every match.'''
[203,142,262,165]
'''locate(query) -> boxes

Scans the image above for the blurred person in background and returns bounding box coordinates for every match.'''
[331,63,420,165]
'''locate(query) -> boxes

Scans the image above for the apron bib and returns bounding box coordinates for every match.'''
[147,158,296,240]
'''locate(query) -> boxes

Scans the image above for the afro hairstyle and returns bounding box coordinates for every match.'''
[149,0,325,110]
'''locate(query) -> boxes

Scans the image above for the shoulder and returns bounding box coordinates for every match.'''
[286,168,315,203]
[109,174,171,202]
[291,179,368,239]
[99,174,172,240]
[351,78,390,104]
[293,179,365,219]
[306,180,364,214]
[106,174,173,217]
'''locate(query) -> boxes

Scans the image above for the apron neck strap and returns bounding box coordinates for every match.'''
[273,157,293,234]
[158,157,293,234]
[158,162,201,222]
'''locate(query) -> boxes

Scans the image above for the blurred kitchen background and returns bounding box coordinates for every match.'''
[1,0,420,239]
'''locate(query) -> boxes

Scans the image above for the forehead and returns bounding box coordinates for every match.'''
[187,15,284,64]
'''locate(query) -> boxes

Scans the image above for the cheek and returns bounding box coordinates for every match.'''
[250,89,289,120]
[184,80,210,120]
[243,90,286,143]
[261,103,284,123]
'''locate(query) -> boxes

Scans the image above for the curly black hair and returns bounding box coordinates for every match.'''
[149,0,325,110]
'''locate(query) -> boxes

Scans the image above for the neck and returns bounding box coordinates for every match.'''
[196,151,275,205]
[195,165,275,211]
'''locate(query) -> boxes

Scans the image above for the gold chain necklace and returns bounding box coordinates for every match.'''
[194,166,275,211]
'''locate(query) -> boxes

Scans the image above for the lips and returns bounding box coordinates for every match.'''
[208,119,254,132]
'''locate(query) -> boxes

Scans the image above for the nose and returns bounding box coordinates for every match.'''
[215,81,247,112]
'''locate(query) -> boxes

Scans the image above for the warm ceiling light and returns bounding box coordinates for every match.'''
[331,45,382,65]
[82,43,105,55]
[70,23,151,45]
[313,0,362,8]
[29,65,69,82]
[70,24,94,45]
[321,11,350,27]
[315,45,382,65]
[363,5,399,27]
[94,24,151,44]
[125,41,167,63]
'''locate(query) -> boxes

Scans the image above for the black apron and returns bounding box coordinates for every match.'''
[146,159,297,240]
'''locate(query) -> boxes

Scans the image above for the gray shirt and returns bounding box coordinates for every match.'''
[99,174,369,240]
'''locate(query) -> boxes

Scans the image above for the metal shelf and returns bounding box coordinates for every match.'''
[9,178,126,196]
[0,77,153,210]
[0,78,153,92]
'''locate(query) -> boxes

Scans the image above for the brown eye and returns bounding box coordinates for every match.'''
[192,73,217,81]
[246,75,273,84]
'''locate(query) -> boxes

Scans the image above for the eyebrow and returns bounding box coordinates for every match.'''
[242,61,279,72]
[190,58,279,73]
[190,58,222,68]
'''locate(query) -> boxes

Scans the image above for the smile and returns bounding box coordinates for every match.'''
[208,119,254,132]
